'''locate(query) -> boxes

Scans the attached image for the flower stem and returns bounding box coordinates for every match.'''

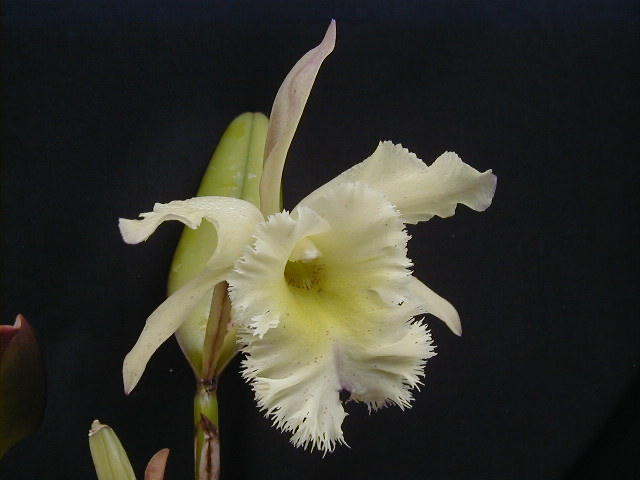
[194,282,231,480]
[194,381,220,480]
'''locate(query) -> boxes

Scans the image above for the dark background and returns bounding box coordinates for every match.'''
[2,1,638,479]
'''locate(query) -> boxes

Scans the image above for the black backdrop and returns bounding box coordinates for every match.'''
[2,1,638,479]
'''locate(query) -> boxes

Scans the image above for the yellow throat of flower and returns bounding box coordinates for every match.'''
[284,237,325,291]
[284,259,324,291]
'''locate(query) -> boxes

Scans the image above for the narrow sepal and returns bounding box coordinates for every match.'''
[408,277,462,336]
[123,267,227,394]
[260,20,336,216]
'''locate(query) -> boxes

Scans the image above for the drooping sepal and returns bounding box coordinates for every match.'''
[120,195,263,393]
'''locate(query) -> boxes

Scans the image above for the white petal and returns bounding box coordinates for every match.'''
[407,276,462,336]
[119,196,264,268]
[241,341,347,453]
[341,319,436,411]
[123,267,227,394]
[230,182,432,452]
[302,141,497,224]
[260,20,336,216]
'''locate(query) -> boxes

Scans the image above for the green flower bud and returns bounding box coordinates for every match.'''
[88,420,136,480]
[168,112,268,376]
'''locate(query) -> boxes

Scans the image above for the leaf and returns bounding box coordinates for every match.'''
[0,314,46,459]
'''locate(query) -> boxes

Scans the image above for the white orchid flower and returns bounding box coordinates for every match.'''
[119,21,496,453]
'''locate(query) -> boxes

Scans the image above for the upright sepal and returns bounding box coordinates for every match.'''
[260,20,336,217]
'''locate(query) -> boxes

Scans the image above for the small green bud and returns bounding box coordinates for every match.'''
[88,420,137,480]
